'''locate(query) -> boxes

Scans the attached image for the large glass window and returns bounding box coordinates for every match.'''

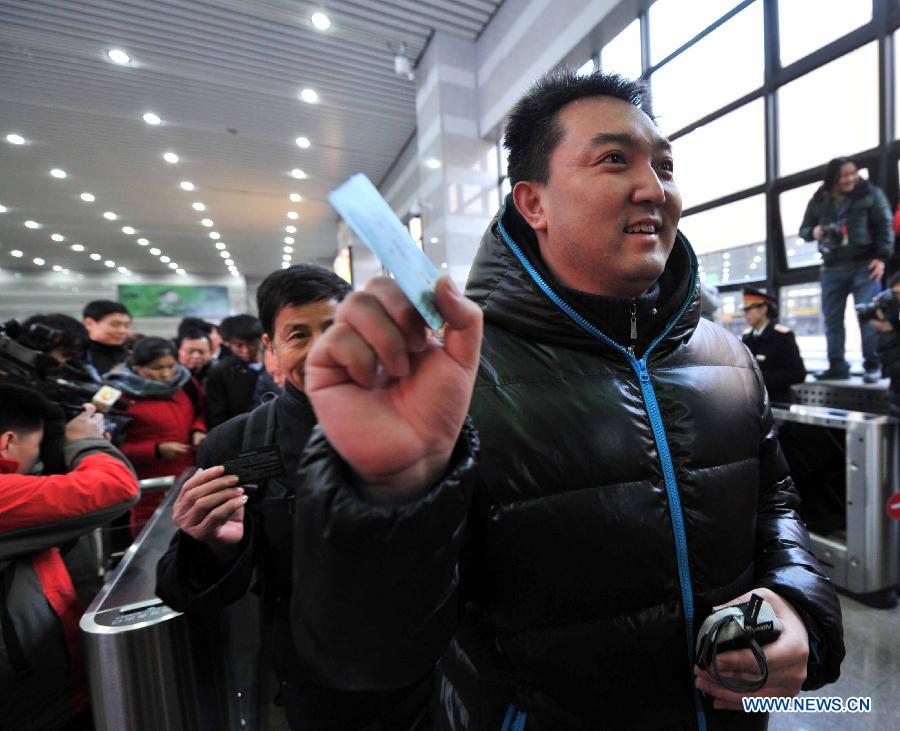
[648,0,741,64]
[600,18,642,80]
[651,1,763,135]
[778,0,872,68]
[719,290,748,338]
[680,194,767,286]
[777,42,878,176]
[672,98,765,210]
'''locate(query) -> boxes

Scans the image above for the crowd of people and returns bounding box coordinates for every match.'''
[4,67,900,731]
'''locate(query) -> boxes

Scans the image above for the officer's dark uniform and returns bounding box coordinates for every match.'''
[742,320,807,404]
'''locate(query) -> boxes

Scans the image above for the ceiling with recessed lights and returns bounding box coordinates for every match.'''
[0,0,503,280]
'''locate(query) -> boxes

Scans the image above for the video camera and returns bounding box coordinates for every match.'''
[817,223,845,259]
[856,288,900,324]
[0,319,132,443]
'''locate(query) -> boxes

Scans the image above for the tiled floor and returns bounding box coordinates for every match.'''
[769,591,900,729]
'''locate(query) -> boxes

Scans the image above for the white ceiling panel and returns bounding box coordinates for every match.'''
[0,0,503,280]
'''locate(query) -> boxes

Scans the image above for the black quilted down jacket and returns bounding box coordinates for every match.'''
[291,200,845,730]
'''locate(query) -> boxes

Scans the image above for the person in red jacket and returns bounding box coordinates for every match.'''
[1,384,139,730]
[105,337,206,535]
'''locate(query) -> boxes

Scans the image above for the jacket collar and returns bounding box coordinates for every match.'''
[464,195,700,359]
[0,457,19,474]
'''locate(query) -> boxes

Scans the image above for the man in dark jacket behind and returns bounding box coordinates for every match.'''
[157,265,429,730]
[82,300,132,377]
[204,314,264,429]
[163,71,845,730]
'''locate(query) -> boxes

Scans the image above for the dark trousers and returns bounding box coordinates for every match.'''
[820,263,880,370]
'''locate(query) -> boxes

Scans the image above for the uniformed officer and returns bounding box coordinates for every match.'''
[741,287,807,403]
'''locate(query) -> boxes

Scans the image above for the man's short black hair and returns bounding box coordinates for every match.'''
[219,314,264,342]
[20,313,89,359]
[256,264,352,337]
[0,384,47,435]
[177,317,213,338]
[176,329,211,349]
[504,69,653,187]
[83,300,131,322]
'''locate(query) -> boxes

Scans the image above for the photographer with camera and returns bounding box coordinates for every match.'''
[0,384,138,730]
[862,272,900,416]
[799,157,894,382]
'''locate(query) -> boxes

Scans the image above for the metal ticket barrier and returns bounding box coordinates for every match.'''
[80,472,248,731]
[773,405,900,608]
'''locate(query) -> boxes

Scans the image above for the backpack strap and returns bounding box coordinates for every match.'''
[241,397,278,450]
[1,560,33,679]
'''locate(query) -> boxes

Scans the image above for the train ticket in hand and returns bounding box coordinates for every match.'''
[328,173,444,331]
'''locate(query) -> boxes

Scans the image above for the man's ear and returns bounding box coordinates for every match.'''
[0,431,15,458]
[512,181,548,232]
[262,333,273,353]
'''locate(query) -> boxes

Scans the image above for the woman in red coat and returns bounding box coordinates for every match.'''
[106,337,206,535]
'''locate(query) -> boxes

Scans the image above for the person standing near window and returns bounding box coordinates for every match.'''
[799,157,894,382]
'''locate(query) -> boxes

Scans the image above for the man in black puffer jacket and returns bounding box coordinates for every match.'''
[219,71,845,730]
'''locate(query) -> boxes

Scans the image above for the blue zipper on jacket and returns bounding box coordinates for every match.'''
[496,205,707,731]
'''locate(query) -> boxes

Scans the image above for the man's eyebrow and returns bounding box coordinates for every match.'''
[588,131,672,152]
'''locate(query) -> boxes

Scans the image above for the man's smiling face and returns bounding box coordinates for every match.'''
[514,96,682,297]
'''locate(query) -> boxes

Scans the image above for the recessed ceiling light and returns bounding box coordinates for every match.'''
[163,151,179,163]
[122,226,135,235]
[311,12,331,30]
[281,262,289,269]
[285,225,296,233]
[6,133,26,145]
[425,158,442,169]
[24,220,41,229]
[179,181,195,191]
[51,233,65,242]
[224,259,234,266]
[192,201,205,211]
[287,211,299,220]
[143,112,162,125]
[219,251,230,259]
[80,192,96,202]
[295,136,311,149]
[289,193,302,202]
[176,268,186,276]
[117,266,129,274]
[0,204,7,213]
[209,231,220,240]
[33,257,46,266]
[160,255,171,263]
[71,244,85,252]
[50,168,68,179]
[107,48,131,65]
[430,237,439,244]
[283,246,294,253]
[137,237,149,245]
[103,211,118,220]
[299,88,319,104]
[284,236,294,244]
[10,250,23,258]
[441,262,448,269]
[215,242,226,250]
[168,262,178,270]
[149,247,161,255]
[52,264,63,272]
[104,259,116,267]
[90,253,102,261]
[201,218,213,227]
[290,168,308,179]
[282,254,292,261]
